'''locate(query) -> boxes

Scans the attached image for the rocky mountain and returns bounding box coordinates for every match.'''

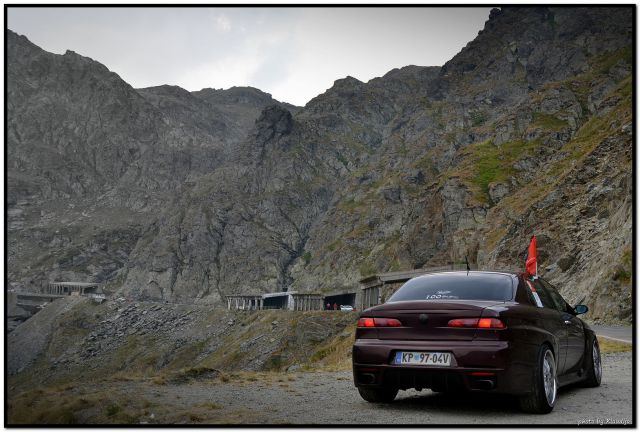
[7,30,295,289]
[7,6,633,322]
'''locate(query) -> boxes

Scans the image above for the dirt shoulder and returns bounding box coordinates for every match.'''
[8,352,632,425]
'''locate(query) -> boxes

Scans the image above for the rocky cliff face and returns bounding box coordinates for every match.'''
[7,30,294,292]
[7,7,633,322]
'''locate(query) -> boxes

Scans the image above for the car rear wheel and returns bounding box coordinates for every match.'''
[357,386,398,403]
[519,345,557,414]
[582,337,602,387]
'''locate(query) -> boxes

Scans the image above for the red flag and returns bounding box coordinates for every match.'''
[525,235,537,276]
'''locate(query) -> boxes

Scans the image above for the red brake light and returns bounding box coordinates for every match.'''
[358,318,375,327]
[448,318,478,328]
[448,318,505,329]
[479,318,505,329]
[375,318,402,327]
[357,318,403,327]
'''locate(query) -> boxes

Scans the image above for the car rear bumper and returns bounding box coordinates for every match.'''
[353,338,536,395]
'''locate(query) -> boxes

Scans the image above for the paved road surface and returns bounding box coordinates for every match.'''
[591,325,632,344]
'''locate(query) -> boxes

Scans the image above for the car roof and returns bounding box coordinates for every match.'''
[410,270,523,279]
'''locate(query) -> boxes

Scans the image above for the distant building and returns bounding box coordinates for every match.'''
[45,281,102,296]
[225,291,324,311]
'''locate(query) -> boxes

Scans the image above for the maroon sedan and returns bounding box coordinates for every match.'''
[352,271,601,413]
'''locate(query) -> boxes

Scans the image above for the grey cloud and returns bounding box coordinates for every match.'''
[7,7,490,105]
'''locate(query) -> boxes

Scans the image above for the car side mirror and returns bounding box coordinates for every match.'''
[574,304,589,315]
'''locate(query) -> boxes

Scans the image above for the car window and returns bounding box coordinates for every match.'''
[540,279,568,313]
[388,273,514,302]
[529,279,559,311]
[522,279,543,307]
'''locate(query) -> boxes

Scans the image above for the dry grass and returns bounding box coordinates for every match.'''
[306,324,356,371]
[7,385,147,425]
[598,336,632,354]
[8,381,267,425]
[196,402,222,410]
[8,308,359,424]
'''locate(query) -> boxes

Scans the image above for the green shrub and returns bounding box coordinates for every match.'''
[106,404,121,417]
[470,111,486,126]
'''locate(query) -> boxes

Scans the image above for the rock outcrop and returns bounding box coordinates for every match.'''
[7,7,633,322]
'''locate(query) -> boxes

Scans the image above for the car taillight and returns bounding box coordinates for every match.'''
[357,317,403,327]
[378,318,402,327]
[448,318,505,329]
[358,317,375,327]
[478,318,505,329]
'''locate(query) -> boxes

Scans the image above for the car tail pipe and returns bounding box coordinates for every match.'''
[468,371,497,390]
[356,367,380,385]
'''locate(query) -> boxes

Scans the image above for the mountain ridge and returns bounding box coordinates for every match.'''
[7,6,633,322]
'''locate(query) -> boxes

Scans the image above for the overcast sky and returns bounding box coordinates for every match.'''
[8,7,491,106]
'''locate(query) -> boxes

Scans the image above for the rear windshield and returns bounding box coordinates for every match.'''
[388,273,514,302]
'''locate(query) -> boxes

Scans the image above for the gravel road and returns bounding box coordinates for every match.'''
[115,352,631,425]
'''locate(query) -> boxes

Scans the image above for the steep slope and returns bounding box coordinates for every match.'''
[7,31,164,204]
[7,7,633,322]
[118,65,445,302]
[8,30,296,205]
[288,7,633,320]
[7,29,296,292]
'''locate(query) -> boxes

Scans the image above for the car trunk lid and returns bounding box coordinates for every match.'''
[366,300,504,341]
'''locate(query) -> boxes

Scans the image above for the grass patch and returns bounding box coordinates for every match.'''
[166,367,220,384]
[470,110,486,127]
[264,354,284,371]
[613,268,632,284]
[197,402,222,410]
[338,197,366,213]
[598,336,632,353]
[458,138,542,204]
[358,261,377,278]
[8,385,146,425]
[151,376,167,385]
[106,404,121,417]
[326,239,343,252]
[543,47,632,109]
[593,46,632,75]
[306,324,356,372]
[491,87,630,217]
[165,340,209,369]
[102,334,164,377]
[531,112,568,130]
[336,152,349,169]
[389,258,401,272]
[612,247,632,284]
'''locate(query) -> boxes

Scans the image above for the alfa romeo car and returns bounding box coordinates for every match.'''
[352,271,601,414]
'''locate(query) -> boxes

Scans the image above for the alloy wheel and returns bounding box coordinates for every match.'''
[593,340,602,383]
[542,350,557,406]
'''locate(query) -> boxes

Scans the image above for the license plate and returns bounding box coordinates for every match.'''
[394,351,451,366]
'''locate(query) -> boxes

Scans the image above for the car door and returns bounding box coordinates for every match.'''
[527,278,569,373]
[541,278,585,373]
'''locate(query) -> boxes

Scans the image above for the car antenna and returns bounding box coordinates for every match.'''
[465,256,470,275]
